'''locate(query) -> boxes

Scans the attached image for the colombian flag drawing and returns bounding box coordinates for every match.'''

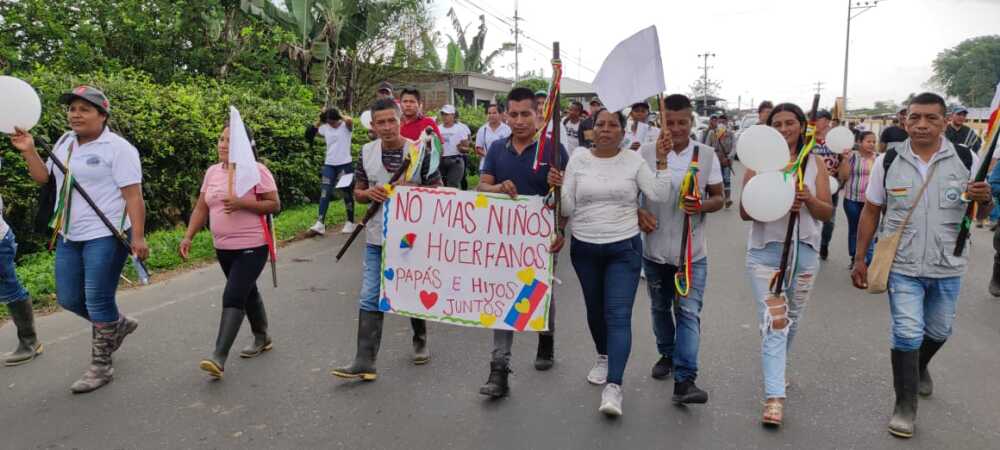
[504,267,550,331]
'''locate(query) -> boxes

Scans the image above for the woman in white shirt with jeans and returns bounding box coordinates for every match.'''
[558,108,671,417]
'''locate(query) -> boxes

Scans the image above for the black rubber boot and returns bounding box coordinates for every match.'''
[332,310,384,381]
[990,261,1000,297]
[651,356,673,380]
[888,349,920,438]
[4,299,43,367]
[672,379,709,404]
[479,360,511,398]
[240,294,272,358]
[534,334,554,371]
[918,339,945,397]
[199,308,245,379]
[411,318,430,365]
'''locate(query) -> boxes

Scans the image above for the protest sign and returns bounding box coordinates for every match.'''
[381,186,555,331]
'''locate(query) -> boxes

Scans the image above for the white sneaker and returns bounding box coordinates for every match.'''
[587,355,609,385]
[340,222,356,234]
[599,383,623,417]
[309,221,326,235]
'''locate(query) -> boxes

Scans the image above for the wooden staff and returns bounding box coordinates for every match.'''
[954,127,999,255]
[771,93,821,297]
[550,42,563,238]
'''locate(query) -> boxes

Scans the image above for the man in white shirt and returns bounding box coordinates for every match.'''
[637,94,724,405]
[437,104,471,188]
[308,109,355,235]
[474,103,511,172]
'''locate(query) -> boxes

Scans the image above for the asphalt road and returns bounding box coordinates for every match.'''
[2,169,1000,449]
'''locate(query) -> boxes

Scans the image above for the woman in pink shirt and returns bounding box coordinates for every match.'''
[179,123,281,379]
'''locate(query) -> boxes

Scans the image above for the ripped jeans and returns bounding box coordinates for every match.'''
[746,242,819,399]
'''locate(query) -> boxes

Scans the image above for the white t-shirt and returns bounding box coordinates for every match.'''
[47,129,143,241]
[439,122,471,157]
[623,121,651,150]
[865,138,981,206]
[318,123,353,166]
[660,141,724,186]
[561,149,672,244]
[475,122,511,170]
[561,118,582,151]
[0,195,8,239]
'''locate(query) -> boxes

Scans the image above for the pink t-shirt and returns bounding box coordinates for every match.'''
[200,163,278,250]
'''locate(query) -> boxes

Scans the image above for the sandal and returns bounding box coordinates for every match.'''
[762,399,784,427]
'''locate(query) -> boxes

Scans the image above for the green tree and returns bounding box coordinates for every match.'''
[931,35,1000,107]
[444,8,514,75]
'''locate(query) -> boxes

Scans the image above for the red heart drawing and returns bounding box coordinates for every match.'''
[419,290,438,310]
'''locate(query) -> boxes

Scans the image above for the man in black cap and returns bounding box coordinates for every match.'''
[376,81,394,100]
[706,113,734,207]
[946,106,982,154]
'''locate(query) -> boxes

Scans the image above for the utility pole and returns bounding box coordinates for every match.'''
[513,1,521,83]
[843,0,884,115]
[697,52,716,115]
[814,81,826,95]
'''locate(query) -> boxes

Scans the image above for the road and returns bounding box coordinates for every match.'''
[2,168,1000,449]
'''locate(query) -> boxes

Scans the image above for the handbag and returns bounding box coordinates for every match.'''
[867,164,937,294]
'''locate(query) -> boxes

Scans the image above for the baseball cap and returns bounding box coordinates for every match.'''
[59,85,110,114]
[589,97,603,106]
[630,102,649,110]
[534,90,548,98]
[816,109,833,120]
[951,105,969,115]
[377,81,394,93]
[440,104,456,115]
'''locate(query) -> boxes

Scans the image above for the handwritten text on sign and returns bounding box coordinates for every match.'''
[381,186,554,331]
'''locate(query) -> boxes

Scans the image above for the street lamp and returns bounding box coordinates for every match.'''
[698,52,716,115]
[842,0,885,115]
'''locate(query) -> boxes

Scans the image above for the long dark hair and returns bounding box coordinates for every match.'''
[767,102,807,152]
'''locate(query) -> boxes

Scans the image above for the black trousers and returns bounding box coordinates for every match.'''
[216,246,269,309]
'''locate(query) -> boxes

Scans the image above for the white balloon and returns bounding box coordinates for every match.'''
[829,176,840,194]
[0,76,42,134]
[741,171,796,223]
[736,125,788,172]
[825,126,855,153]
[360,110,373,130]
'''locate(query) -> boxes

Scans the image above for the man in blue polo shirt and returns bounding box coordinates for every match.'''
[477,86,568,398]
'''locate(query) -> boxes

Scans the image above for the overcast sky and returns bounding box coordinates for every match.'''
[433,0,1000,110]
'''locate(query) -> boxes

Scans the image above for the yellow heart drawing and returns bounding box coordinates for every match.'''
[474,194,489,209]
[529,316,546,331]
[515,299,531,314]
[480,313,496,327]
[383,183,395,196]
[516,267,535,285]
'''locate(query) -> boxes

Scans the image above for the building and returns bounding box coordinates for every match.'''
[391,71,513,111]
[561,77,598,105]
[691,94,726,117]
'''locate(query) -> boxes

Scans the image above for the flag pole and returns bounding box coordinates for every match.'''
[551,42,563,239]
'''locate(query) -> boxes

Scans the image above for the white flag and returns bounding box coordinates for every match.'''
[228,106,261,198]
[591,26,666,113]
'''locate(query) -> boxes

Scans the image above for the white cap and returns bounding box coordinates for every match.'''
[440,104,456,115]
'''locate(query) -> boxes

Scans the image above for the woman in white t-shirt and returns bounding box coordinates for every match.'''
[474,104,511,172]
[740,103,833,427]
[308,109,355,235]
[556,108,671,417]
[12,85,147,394]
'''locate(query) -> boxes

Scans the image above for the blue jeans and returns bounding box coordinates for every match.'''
[358,244,382,312]
[0,230,29,304]
[319,163,355,223]
[991,191,1000,222]
[887,273,961,351]
[570,235,642,386]
[820,193,840,250]
[55,233,130,323]
[746,242,819,399]
[644,257,707,383]
[843,199,874,263]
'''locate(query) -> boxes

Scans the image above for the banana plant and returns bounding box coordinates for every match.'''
[445,7,514,75]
